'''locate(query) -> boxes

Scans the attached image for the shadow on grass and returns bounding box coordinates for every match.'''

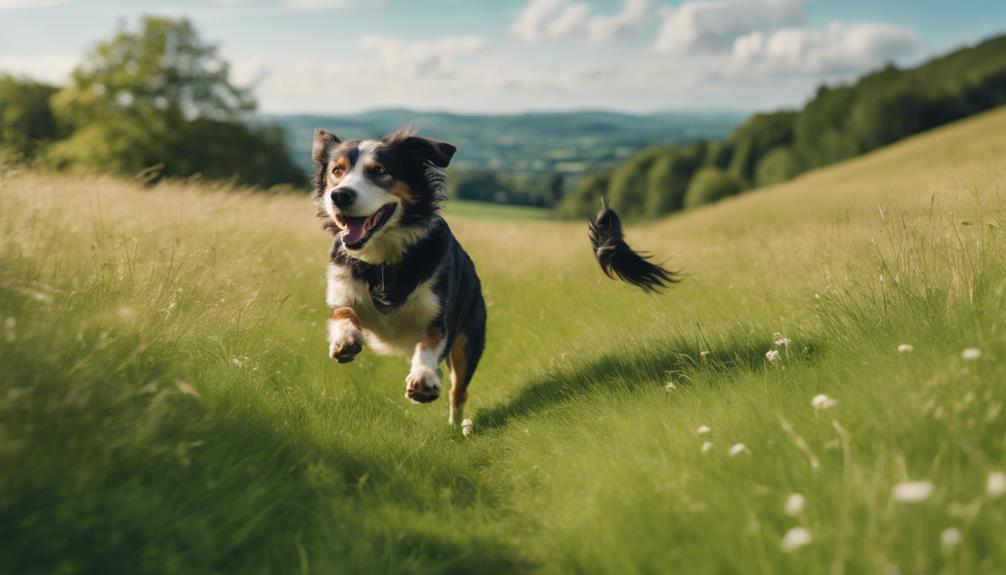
[478,339,823,430]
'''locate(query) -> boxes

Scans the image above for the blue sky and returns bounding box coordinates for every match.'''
[1,0,1004,114]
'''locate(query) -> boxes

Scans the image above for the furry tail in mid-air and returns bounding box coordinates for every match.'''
[588,197,680,292]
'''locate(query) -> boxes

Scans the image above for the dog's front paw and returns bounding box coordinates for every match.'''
[405,368,441,404]
[329,328,363,363]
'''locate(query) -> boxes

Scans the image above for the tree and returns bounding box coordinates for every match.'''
[0,75,60,160]
[727,111,796,186]
[45,17,304,187]
[556,170,610,219]
[607,148,662,218]
[684,167,740,209]
[51,17,252,129]
[755,147,801,187]
[644,144,705,216]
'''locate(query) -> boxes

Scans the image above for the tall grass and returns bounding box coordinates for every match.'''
[2,108,1006,574]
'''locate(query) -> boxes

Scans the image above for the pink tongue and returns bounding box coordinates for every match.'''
[343,217,368,245]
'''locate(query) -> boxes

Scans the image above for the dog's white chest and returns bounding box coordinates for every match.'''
[327,264,440,356]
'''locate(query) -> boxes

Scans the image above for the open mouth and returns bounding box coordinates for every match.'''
[335,203,397,249]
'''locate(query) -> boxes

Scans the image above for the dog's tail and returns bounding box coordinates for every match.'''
[588,197,680,292]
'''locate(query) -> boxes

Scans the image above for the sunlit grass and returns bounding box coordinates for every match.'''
[2,107,1006,574]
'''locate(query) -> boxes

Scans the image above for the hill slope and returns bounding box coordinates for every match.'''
[2,107,1006,573]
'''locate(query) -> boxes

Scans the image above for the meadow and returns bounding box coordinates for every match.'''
[2,107,1005,574]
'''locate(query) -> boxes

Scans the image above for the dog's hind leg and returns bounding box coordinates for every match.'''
[446,324,485,426]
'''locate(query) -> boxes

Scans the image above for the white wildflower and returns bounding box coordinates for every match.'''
[897,344,914,354]
[784,493,805,516]
[461,418,474,437]
[766,349,780,364]
[697,425,711,435]
[231,357,244,368]
[700,350,710,360]
[780,526,812,552]
[728,443,749,457]
[665,380,677,391]
[986,471,1006,498]
[701,441,714,454]
[940,527,961,550]
[892,480,933,503]
[774,337,792,348]
[962,347,982,361]
[811,394,838,411]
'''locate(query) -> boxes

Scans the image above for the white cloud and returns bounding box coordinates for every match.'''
[0,55,78,84]
[359,35,485,80]
[728,21,916,76]
[588,0,648,42]
[0,0,67,8]
[652,0,803,54]
[512,0,569,42]
[545,3,590,39]
[511,0,650,43]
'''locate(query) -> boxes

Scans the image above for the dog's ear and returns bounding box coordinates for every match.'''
[400,136,456,168]
[312,128,340,164]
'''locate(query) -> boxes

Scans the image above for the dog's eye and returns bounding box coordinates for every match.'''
[332,165,345,176]
[369,166,386,177]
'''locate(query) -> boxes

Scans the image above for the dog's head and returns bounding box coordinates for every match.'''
[312,127,455,263]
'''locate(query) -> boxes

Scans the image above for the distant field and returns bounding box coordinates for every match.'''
[443,199,551,220]
[2,107,1006,574]
[261,109,744,178]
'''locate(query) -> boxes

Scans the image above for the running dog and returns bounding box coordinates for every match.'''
[313,127,676,426]
[313,127,485,426]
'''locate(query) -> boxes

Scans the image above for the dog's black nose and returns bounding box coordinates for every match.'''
[330,188,356,209]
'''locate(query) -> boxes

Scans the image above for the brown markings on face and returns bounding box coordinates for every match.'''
[447,332,470,405]
[387,180,419,206]
[420,325,444,349]
[331,306,360,328]
[326,155,352,188]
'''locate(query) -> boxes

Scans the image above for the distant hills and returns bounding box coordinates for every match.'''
[258,109,745,179]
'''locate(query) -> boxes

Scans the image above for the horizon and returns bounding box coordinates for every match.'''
[1,0,1004,115]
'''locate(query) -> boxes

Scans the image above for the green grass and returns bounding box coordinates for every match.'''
[440,199,551,220]
[2,107,1006,574]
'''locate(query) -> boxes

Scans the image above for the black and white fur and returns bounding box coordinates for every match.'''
[313,127,486,426]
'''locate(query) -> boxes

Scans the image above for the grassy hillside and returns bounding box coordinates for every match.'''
[2,106,1006,574]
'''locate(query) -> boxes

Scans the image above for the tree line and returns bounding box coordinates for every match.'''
[0,17,305,189]
[557,33,1006,219]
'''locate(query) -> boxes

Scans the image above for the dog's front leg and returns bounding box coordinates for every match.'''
[328,307,363,363]
[405,325,446,404]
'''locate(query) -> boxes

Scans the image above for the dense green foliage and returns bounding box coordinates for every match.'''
[3,108,1006,574]
[0,18,304,188]
[0,76,61,161]
[684,166,741,209]
[560,33,1006,219]
[446,169,563,207]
